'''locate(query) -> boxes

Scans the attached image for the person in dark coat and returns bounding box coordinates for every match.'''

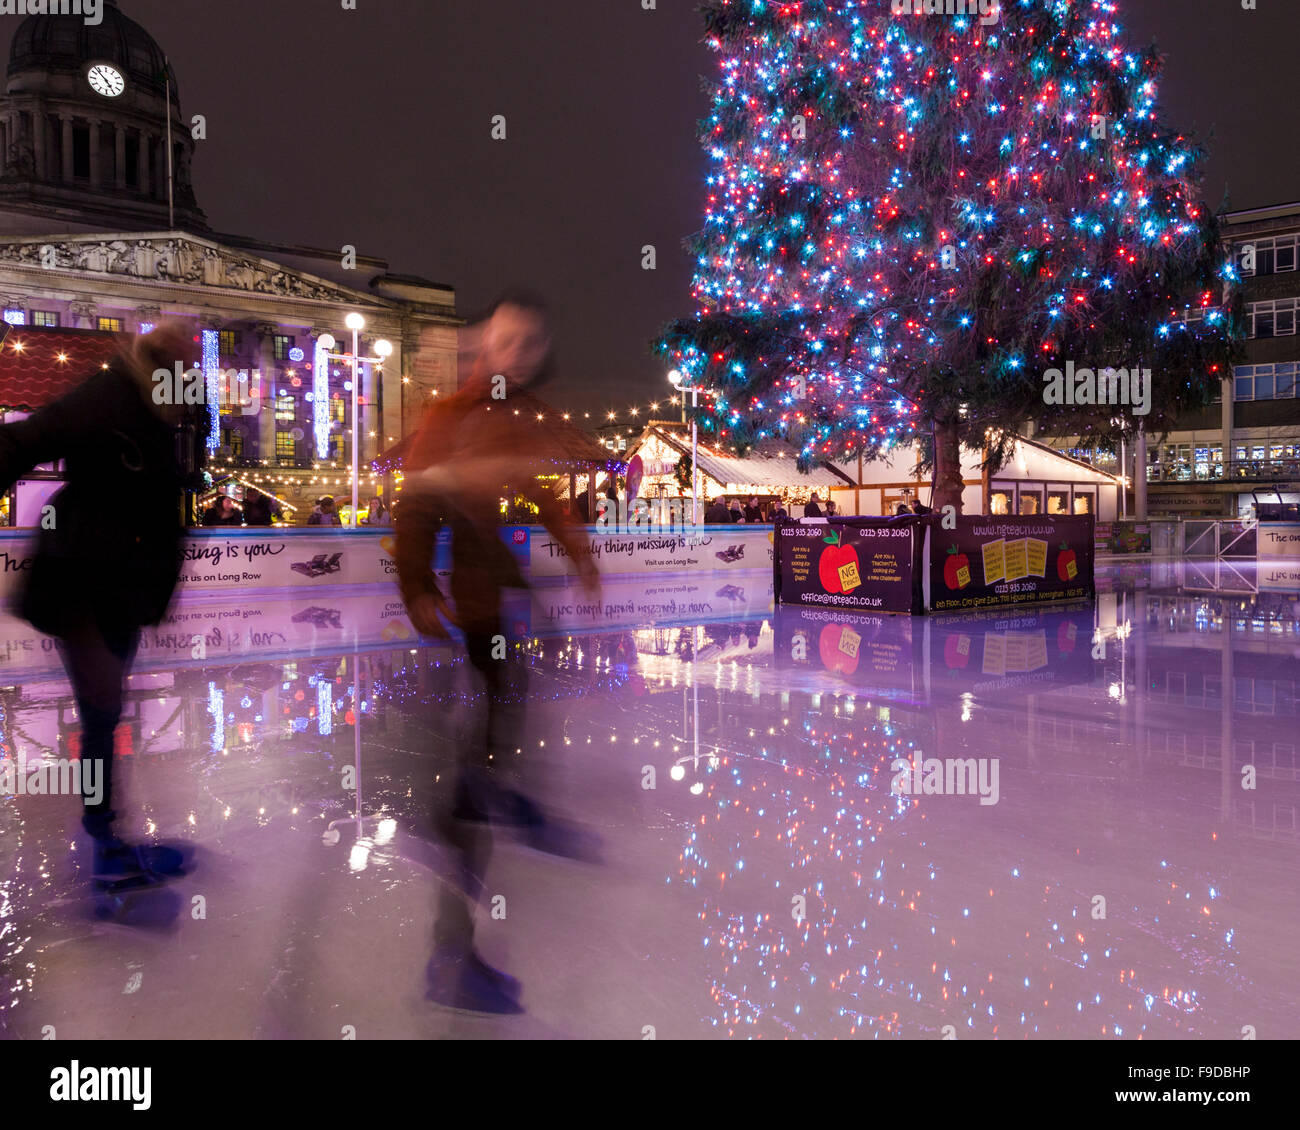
[0,322,200,884]
[910,499,933,515]
[202,495,242,526]
[243,492,280,526]
[743,495,764,523]
[804,492,823,518]
[307,496,342,526]
[704,498,731,524]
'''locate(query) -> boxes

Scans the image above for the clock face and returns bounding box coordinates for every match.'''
[87,64,125,98]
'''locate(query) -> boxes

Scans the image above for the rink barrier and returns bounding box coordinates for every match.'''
[774,515,1096,614]
[0,522,774,600]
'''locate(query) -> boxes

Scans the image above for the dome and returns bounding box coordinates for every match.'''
[8,1,176,100]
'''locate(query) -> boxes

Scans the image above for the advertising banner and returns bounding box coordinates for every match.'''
[177,529,399,591]
[1257,523,1300,559]
[774,518,921,614]
[928,515,1094,612]
[528,526,774,579]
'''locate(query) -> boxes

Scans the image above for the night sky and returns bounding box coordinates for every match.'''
[2,0,1296,415]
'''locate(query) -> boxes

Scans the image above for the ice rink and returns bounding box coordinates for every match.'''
[1,560,1297,1039]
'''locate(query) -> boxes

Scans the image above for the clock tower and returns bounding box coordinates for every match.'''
[0,0,207,235]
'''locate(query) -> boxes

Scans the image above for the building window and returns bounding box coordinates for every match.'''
[221,429,244,458]
[1245,299,1300,339]
[1235,363,1300,401]
[219,330,238,356]
[274,335,294,361]
[331,396,346,424]
[31,311,59,327]
[274,393,295,423]
[1238,234,1300,277]
[3,309,26,326]
[329,434,345,461]
[97,317,123,333]
[275,432,296,463]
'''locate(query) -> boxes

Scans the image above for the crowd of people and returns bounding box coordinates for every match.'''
[198,492,392,527]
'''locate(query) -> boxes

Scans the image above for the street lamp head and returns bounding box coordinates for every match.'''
[317,333,336,351]
[346,313,366,332]
[668,370,683,387]
[374,339,394,358]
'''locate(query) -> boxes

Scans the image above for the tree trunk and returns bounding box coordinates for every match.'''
[932,418,965,514]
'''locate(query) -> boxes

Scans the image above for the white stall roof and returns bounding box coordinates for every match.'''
[831,434,1120,486]
[643,428,851,490]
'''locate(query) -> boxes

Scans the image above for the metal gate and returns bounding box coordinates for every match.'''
[1183,520,1256,558]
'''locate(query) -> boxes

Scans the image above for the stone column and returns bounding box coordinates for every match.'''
[1221,370,1235,474]
[60,114,73,184]
[32,111,47,181]
[0,119,7,174]
[256,323,279,465]
[114,124,126,189]
[363,345,380,469]
[1134,425,1147,520]
[88,118,101,188]
[137,129,150,196]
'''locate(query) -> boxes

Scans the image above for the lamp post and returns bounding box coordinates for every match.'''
[669,369,699,526]
[323,315,393,528]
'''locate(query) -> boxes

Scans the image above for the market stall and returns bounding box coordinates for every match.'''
[829,434,1123,519]
[621,424,852,517]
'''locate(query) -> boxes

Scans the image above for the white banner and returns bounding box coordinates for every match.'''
[178,530,399,590]
[1257,523,1300,559]
[529,526,774,578]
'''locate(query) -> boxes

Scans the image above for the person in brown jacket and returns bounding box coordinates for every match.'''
[395,290,600,1014]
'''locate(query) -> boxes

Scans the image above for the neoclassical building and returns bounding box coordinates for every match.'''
[0,0,461,521]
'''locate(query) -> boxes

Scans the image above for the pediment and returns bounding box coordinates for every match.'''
[0,232,379,307]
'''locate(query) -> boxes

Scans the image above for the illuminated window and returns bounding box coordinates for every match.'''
[97,317,122,333]
[274,335,294,361]
[275,432,296,462]
[219,330,238,356]
[3,309,26,326]
[32,311,59,327]
[332,397,346,423]
[274,393,295,423]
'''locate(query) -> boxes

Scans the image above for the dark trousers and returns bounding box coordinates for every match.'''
[432,618,530,954]
[56,621,139,842]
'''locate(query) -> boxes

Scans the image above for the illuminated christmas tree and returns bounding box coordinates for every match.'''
[658,0,1238,510]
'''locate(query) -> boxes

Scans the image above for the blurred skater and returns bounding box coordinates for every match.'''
[0,322,200,887]
[395,289,600,1014]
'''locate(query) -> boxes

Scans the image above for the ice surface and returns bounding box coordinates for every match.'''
[1,561,1297,1039]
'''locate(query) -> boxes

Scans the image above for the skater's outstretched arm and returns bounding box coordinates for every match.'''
[0,375,100,494]
[522,481,599,599]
